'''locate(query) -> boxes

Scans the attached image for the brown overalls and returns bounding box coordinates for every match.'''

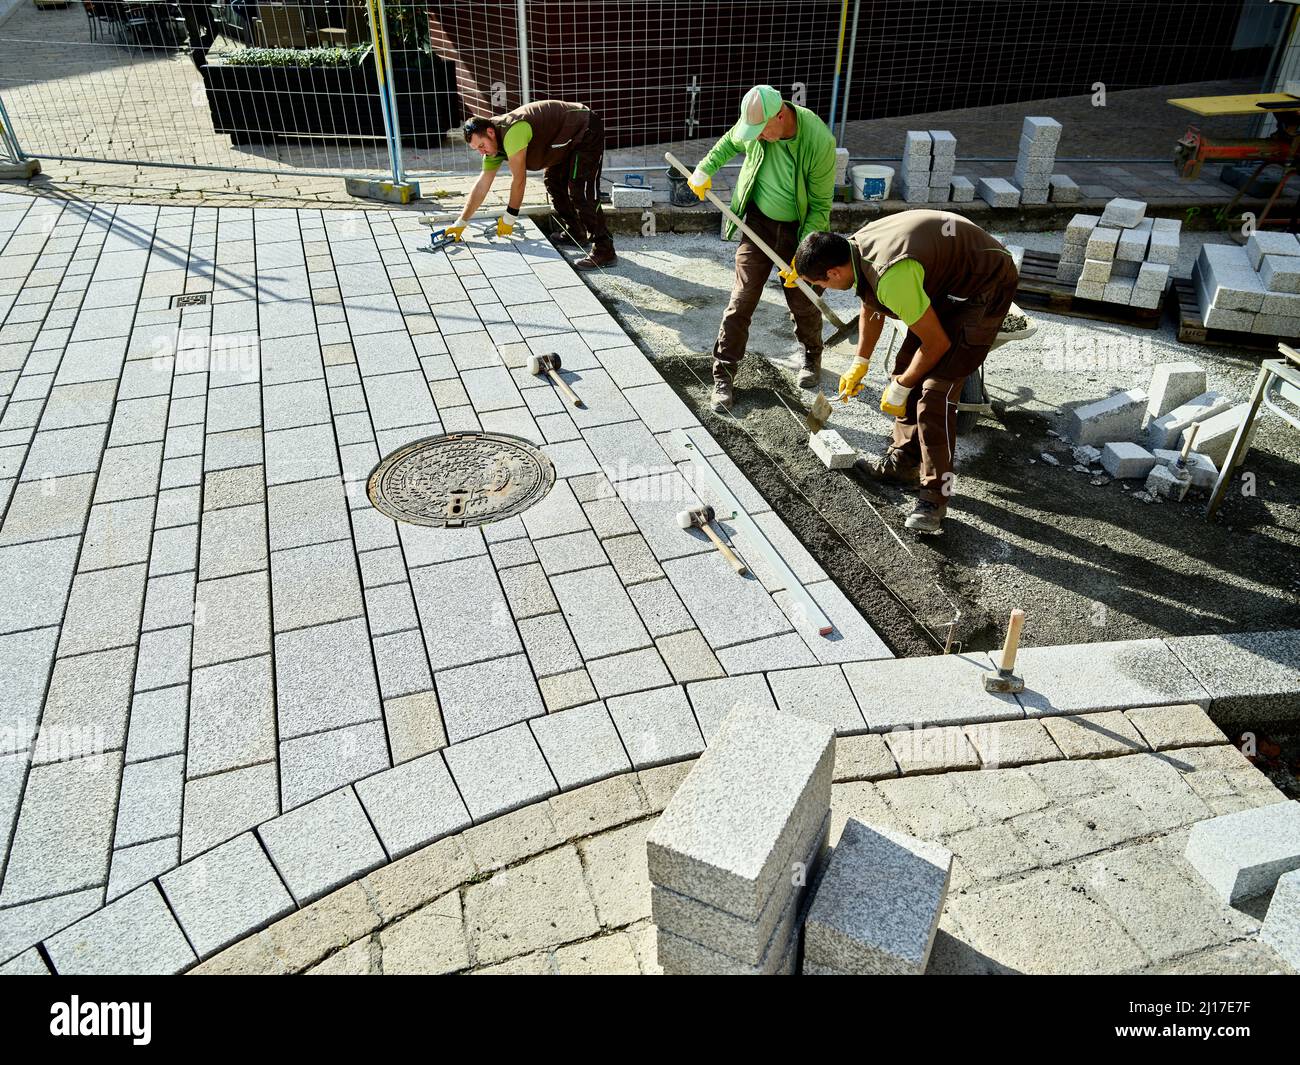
[850,211,1019,504]
[488,100,613,255]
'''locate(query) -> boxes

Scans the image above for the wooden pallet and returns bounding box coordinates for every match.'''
[1172,275,1299,350]
[1016,249,1163,329]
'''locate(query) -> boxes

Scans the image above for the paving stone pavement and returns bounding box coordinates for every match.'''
[174,709,1294,977]
[2,187,1297,972]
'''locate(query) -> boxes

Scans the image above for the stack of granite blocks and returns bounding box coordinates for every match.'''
[646,704,834,975]
[802,819,953,975]
[1056,198,1178,308]
[1192,233,1300,337]
[897,131,933,205]
[897,130,961,205]
[926,130,956,203]
[1011,116,1061,205]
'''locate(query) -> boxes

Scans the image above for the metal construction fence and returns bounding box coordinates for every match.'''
[0,0,1291,189]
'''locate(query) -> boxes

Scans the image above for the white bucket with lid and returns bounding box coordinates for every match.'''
[852,164,894,201]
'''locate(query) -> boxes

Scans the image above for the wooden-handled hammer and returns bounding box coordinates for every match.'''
[528,352,584,408]
[676,505,748,576]
[983,609,1026,693]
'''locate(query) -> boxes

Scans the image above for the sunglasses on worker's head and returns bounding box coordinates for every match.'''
[463,119,491,138]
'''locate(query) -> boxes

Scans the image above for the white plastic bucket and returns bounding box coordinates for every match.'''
[852,164,893,201]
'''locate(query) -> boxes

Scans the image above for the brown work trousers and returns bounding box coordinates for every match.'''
[542,112,614,255]
[712,207,823,381]
[887,265,1018,504]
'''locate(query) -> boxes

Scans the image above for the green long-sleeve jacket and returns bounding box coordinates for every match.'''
[698,103,837,243]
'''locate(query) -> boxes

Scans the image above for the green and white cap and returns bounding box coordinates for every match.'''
[734,85,783,142]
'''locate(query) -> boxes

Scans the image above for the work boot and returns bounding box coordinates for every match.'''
[854,451,920,486]
[711,362,737,412]
[574,243,617,270]
[904,498,946,535]
[549,223,587,249]
[796,351,822,390]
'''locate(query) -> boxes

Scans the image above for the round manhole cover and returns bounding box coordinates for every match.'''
[367,432,556,528]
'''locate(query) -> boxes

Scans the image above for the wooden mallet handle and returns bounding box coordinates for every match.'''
[700,521,748,576]
[1179,422,1200,463]
[548,369,583,408]
[999,609,1025,673]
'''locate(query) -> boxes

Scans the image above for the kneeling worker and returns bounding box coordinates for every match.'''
[450,101,615,269]
[793,212,1018,534]
[688,85,837,411]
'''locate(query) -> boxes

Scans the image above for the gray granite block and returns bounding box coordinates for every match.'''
[354,752,471,858]
[1066,388,1147,446]
[0,626,58,749]
[646,703,833,920]
[443,721,558,821]
[607,684,704,768]
[613,471,714,561]
[653,808,828,967]
[188,655,276,775]
[198,502,268,580]
[106,836,179,902]
[0,886,102,965]
[159,832,294,958]
[192,570,270,667]
[498,561,559,620]
[628,578,694,638]
[1099,197,1146,228]
[437,653,545,743]
[114,755,184,848]
[1261,868,1300,970]
[551,564,652,659]
[662,551,791,648]
[1014,638,1208,717]
[32,645,134,763]
[530,700,632,789]
[1146,390,1233,450]
[686,674,778,742]
[587,646,674,699]
[1100,441,1156,480]
[1246,230,1300,270]
[45,884,196,975]
[372,629,433,699]
[656,920,798,975]
[976,177,1018,208]
[1145,362,1205,424]
[1165,630,1300,726]
[1184,800,1300,903]
[259,786,386,904]
[841,652,1018,730]
[179,761,279,861]
[274,617,382,737]
[270,540,364,631]
[1,752,120,906]
[266,476,351,551]
[409,554,523,671]
[766,665,868,733]
[803,818,952,974]
[279,718,388,812]
[1115,218,1152,262]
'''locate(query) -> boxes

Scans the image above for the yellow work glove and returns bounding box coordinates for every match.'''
[496,215,515,238]
[880,377,913,419]
[688,167,712,201]
[837,356,870,402]
[444,223,466,242]
[779,260,799,289]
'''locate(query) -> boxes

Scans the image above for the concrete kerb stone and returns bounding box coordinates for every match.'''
[1099,197,1146,228]
[1146,390,1234,451]
[1165,630,1300,727]
[802,818,952,975]
[1124,704,1227,751]
[1100,442,1156,480]
[1066,389,1147,446]
[645,704,833,923]
[840,652,1021,731]
[1183,403,1256,468]
[1184,800,1300,904]
[1262,868,1300,970]
[1145,362,1206,423]
[1011,638,1209,717]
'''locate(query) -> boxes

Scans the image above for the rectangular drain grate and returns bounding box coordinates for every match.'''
[171,293,210,308]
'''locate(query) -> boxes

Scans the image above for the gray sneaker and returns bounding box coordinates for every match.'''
[904,498,946,534]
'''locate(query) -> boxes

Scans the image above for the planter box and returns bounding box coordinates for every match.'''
[200,57,461,148]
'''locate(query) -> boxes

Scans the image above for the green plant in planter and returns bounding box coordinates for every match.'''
[221,45,372,68]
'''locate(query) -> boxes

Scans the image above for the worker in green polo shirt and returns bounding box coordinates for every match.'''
[793,213,1019,534]
[449,100,615,270]
[686,85,837,411]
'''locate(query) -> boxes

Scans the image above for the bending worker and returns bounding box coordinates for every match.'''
[688,85,836,411]
[450,101,616,270]
[793,211,1018,535]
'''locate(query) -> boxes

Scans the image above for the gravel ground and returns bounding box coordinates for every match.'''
[576,226,1300,656]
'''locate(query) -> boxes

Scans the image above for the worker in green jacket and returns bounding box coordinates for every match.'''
[688,85,837,411]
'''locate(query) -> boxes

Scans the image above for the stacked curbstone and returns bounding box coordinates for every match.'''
[1194,234,1300,336]
[646,704,835,975]
[898,131,932,204]
[927,130,956,203]
[1057,198,1179,307]
[1011,116,1061,205]
[801,819,952,975]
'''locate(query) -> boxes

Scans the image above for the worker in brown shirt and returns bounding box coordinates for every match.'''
[450,100,616,269]
[794,212,1018,533]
